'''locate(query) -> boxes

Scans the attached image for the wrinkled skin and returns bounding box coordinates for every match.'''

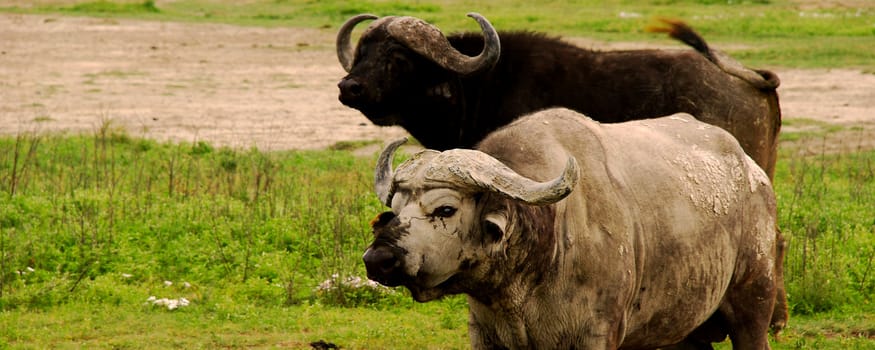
[364,110,778,349]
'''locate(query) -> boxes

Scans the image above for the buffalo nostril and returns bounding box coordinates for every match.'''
[363,247,400,277]
[338,78,364,97]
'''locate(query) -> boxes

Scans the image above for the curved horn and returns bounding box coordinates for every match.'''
[387,12,500,75]
[423,149,579,205]
[336,14,379,72]
[374,137,409,206]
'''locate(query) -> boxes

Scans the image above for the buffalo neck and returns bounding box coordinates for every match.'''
[462,200,561,306]
[445,32,609,147]
[403,32,612,150]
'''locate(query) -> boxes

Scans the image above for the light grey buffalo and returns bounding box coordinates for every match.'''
[363,108,778,349]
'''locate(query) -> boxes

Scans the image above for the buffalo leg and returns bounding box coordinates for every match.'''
[721,274,776,350]
[659,313,725,350]
[770,229,789,334]
[665,230,787,350]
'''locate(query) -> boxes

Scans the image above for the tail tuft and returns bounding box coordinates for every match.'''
[647,18,712,60]
[648,18,779,90]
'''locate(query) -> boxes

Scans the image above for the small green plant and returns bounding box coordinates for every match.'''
[328,139,380,151]
[62,0,159,14]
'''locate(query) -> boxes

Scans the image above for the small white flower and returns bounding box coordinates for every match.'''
[317,279,334,291]
[365,279,382,288]
[26,267,35,272]
[347,276,363,287]
[182,282,191,288]
[618,11,642,19]
[121,273,133,278]
[164,280,173,287]
[149,296,190,310]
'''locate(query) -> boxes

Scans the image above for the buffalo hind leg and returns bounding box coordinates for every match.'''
[659,313,726,350]
[660,340,713,350]
[721,274,776,350]
[770,229,789,334]
[665,231,787,350]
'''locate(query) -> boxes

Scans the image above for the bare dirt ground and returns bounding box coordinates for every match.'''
[2,13,874,154]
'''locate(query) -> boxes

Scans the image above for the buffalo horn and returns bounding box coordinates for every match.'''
[375,137,409,206]
[387,12,500,75]
[336,13,378,72]
[429,149,578,205]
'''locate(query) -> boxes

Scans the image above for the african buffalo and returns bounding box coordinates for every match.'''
[364,109,778,349]
[336,14,781,179]
[338,14,788,342]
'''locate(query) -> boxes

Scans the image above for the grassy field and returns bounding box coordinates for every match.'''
[1,0,875,348]
[2,0,875,69]
[1,125,873,348]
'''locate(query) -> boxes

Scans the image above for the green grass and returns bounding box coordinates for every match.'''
[779,118,848,142]
[0,130,382,309]
[0,297,471,349]
[1,302,870,349]
[776,143,875,316]
[2,0,874,69]
[0,127,873,348]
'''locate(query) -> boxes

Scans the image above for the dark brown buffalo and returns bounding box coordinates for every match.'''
[338,14,787,348]
[336,14,781,178]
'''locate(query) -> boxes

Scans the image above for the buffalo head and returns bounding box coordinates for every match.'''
[336,13,500,125]
[362,138,578,302]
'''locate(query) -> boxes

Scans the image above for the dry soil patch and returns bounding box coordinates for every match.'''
[1,14,873,153]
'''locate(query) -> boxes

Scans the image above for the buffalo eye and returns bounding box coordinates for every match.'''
[388,52,413,75]
[432,206,457,218]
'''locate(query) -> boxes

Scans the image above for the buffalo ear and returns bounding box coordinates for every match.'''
[370,211,397,229]
[483,213,507,244]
